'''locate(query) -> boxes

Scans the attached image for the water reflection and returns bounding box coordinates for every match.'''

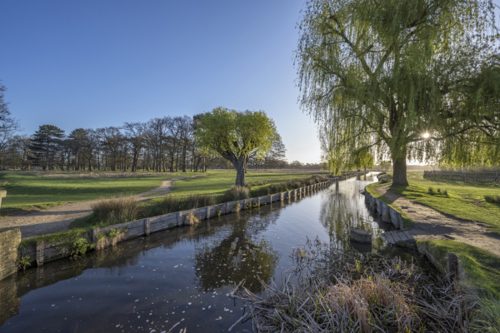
[195,211,278,292]
[0,176,393,333]
[319,175,385,252]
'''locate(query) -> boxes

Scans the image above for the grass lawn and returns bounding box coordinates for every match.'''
[0,171,191,212]
[168,169,325,197]
[369,171,500,232]
[0,169,325,213]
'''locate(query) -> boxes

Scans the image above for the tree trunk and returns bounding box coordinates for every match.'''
[233,158,246,186]
[392,157,408,187]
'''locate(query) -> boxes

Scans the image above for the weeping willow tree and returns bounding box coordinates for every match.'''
[439,56,500,167]
[298,0,497,186]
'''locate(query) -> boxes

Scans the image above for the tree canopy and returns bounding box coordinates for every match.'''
[297,0,498,185]
[194,107,277,186]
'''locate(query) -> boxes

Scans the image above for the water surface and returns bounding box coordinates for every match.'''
[0,176,390,333]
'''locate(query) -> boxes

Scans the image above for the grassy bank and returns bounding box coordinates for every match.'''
[0,170,324,213]
[418,239,500,299]
[70,173,329,229]
[367,171,500,330]
[0,171,188,213]
[167,170,326,197]
[236,241,492,332]
[418,239,500,329]
[367,172,500,232]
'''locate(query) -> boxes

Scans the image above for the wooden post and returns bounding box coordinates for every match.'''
[0,190,6,211]
[176,211,184,225]
[36,240,45,267]
[144,219,151,236]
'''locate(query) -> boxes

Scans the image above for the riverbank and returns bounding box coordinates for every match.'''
[1,177,335,280]
[365,172,500,330]
[0,174,374,332]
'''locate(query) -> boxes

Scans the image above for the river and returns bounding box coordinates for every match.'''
[0,174,395,333]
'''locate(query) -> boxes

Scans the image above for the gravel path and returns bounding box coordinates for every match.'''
[0,180,173,238]
[375,187,500,257]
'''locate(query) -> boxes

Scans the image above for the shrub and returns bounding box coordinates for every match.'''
[71,237,92,258]
[91,198,139,225]
[18,255,31,271]
[221,186,250,202]
[484,195,500,205]
[428,187,435,195]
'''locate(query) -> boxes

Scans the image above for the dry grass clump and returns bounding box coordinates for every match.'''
[323,277,417,332]
[91,198,139,225]
[231,240,481,332]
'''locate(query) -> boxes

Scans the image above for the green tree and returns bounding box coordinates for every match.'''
[195,107,276,186]
[29,124,65,170]
[297,0,496,186]
[352,148,374,174]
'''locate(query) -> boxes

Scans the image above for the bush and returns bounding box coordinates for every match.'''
[221,186,250,202]
[71,237,92,258]
[484,195,500,205]
[91,198,139,225]
[428,187,449,197]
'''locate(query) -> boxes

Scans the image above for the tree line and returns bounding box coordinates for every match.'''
[0,115,292,172]
[0,89,298,173]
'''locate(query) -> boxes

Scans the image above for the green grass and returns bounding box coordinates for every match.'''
[70,171,329,229]
[167,170,325,197]
[0,171,192,213]
[369,172,500,232]
[364,182,414,228]
[0,170,323,213]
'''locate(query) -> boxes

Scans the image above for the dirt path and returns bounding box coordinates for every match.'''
[374,187,500,257]
[0,180,174,238]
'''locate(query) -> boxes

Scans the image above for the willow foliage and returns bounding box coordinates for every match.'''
[297,0,497,183]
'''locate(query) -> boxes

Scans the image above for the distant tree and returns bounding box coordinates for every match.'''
[250,132,287,168]
[67,128,93,171]
[124,122,146,172]
[29,124,65,170]
[352,148,374,174]
[0,83,18,164]
[1,135,31,170]
[195,107,277,186]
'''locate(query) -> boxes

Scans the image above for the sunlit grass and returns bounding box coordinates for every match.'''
[369,171,500,232]
[0,171,192,212]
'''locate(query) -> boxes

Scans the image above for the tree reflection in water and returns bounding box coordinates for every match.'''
[319,177,381,251]
[194,210,279,293]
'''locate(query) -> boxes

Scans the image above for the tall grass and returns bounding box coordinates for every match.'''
[91,198,139,225]
[231,240,492,332]
[250,175,329,197]
[221,186,250,201]
[145,194,219,216]
[82,174,331,228]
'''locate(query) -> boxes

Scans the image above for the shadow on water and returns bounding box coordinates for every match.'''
[0,174,409,333]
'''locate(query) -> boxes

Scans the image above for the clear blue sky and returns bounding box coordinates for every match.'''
[0,0,322,163]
